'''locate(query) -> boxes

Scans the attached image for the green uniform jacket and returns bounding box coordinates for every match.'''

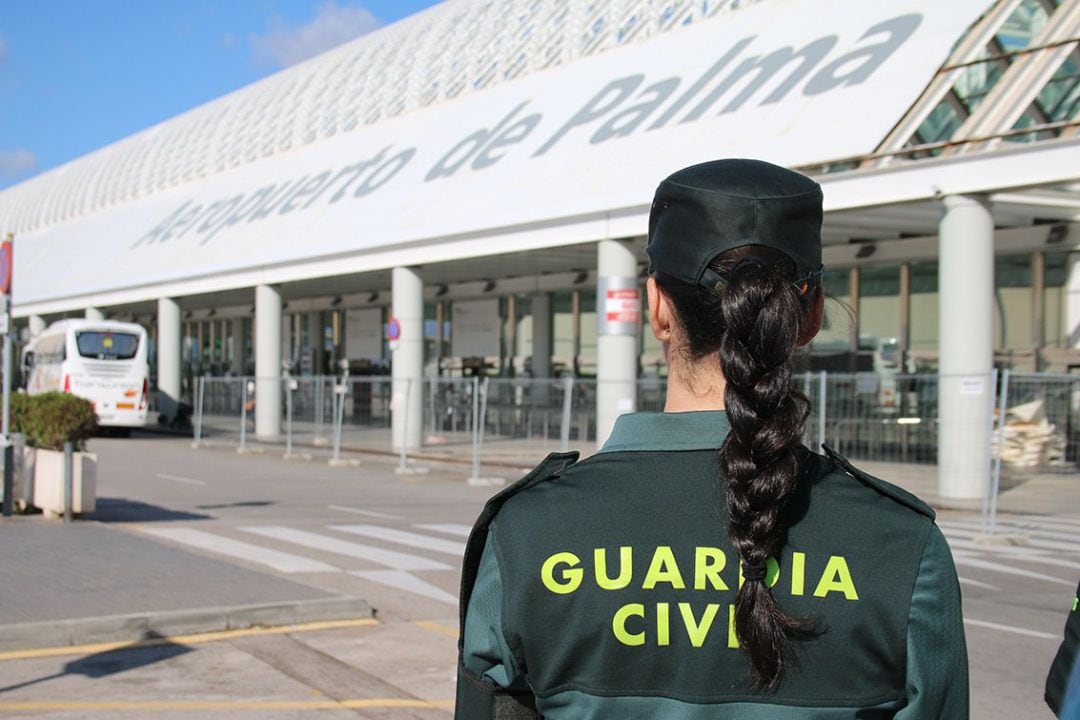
[1046,578,1080,716]
[458,411,968,719]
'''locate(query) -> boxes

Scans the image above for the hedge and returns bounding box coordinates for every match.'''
[11,392,98,451]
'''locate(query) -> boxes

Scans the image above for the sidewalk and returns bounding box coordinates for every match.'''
[0,520,369,652]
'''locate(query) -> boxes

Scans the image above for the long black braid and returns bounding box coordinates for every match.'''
[656,245,815,688]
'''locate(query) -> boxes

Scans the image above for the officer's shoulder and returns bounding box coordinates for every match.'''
[815,443,935,520]
[486,450,580,517]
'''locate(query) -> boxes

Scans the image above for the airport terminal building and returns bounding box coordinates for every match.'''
[1,0,1078,497]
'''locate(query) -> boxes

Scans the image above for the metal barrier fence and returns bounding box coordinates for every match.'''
[192,371,1078,522]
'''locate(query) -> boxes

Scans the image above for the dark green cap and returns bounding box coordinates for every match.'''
[646,159,823,288]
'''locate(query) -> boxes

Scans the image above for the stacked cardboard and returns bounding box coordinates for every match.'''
[995,399,1067,468]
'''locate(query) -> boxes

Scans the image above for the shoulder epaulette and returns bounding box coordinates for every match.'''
[458,451,579,643]
[820,443,935,520]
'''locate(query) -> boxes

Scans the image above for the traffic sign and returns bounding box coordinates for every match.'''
[386,317,401,341]
[0,239,12,296]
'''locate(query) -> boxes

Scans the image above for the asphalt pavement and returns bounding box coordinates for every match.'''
[0,431,1075,718]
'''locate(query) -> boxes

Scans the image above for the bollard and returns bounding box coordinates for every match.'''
[332,382,346,463]
[398,379,411,472]
[2,439,12,517]
[193,377,206,446]
[285,377,296,458]
[560,376,574,453]
[239,379,250,452]
[63,441,73,524]
[984,368,1008,535]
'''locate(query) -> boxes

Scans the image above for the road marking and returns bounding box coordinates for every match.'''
[941,518,1080,545]
[142,528,337,573]
[414,620,459,638]
[946,538,1080,571]
[943,526,1080,555]
[953,556,1074,586]
[416,523,473,537]
[957,576,999,591]
[0,699,453,711]
[332,524,466,556]
[242,526,450,571]
[350,570,458,604]
[0,618,378,662]
[964,618,1058,640]
[328,505,399,519]
[153,473,206,486]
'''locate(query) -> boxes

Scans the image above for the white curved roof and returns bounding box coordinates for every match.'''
[5,0,1015,314]
[0,0,775,236]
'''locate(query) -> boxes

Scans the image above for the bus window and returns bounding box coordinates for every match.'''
[76,331,140,361]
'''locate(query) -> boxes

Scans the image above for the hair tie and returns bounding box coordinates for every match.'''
[742,560,768,583]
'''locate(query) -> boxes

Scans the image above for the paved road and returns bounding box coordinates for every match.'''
[0,433,1074,718]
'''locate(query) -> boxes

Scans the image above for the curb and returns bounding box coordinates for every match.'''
[0,596,372,653]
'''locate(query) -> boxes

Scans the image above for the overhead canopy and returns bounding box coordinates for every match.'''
[2,0,993,311]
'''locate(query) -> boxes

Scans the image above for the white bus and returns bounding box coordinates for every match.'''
[23,319,150,429]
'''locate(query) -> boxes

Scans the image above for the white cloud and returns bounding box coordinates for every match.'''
[0,150,36,179]
[251,1,380,68]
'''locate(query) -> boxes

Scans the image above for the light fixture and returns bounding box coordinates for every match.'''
[331,296,343,307]
[435,284,449,297]
[572,271,589,285]
[368,291,380,303]
[849,239,876,259]
[207,309,216,317]
[482,280,496,293]
[1047,224,1068,245]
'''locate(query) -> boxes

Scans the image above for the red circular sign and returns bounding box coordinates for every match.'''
[386,317,401,341]
[0,240,12,296]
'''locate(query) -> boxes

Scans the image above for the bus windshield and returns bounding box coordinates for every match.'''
[76,331,140,360]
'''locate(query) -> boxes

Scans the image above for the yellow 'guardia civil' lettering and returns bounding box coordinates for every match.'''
[541,546,858,601]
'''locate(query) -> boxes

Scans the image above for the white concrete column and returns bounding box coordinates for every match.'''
[28,315,46,339]
[596,240,639,446]
[157,298,182,421]
[255,285,283,438]
[392,267,423,450]
[532,293,552,378]
[85,307,105,321]
[938,195,995,499]
[1067,253,1080,349]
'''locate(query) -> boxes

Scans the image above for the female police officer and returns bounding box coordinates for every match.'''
[455,159,968,719]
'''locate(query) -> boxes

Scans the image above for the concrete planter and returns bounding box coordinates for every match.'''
[26,447,97,517]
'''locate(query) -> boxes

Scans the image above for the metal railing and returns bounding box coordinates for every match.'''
[191,370,1079,528]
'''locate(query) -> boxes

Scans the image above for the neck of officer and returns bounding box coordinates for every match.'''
[662,347,727,413]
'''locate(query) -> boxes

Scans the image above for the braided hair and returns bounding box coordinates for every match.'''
[655,245,816,688]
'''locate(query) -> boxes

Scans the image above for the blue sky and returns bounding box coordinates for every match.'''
[0,1,441,190]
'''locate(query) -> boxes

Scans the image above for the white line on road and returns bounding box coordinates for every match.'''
[241,526,450,571]
[957,577,999,591]
[946,538,1080,571]
[350,570,458,605]
[943,526,1080,556]
[964,618,1058,640]
[153,473,206,486]
[415,524,473,538]
[141,528,337,573]
[332,525,466,557]
[327,505,399,519]
[953,556,1074,586]
[940,519,1080,545]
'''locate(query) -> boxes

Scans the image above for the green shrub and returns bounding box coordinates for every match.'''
[12,392,98,451]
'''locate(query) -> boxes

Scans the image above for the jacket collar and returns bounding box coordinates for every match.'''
[599,411,731,453]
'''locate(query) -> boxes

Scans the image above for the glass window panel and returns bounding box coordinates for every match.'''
[1037,53,1080,121]
[994,254,1033,350]
[909,261,939,352]
[953,56,1006,112]
[914,99,963,145]
[1044,252,1070,347]
[814,268,851,350]
[995,0,1049,52]
[859,266,901,346]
